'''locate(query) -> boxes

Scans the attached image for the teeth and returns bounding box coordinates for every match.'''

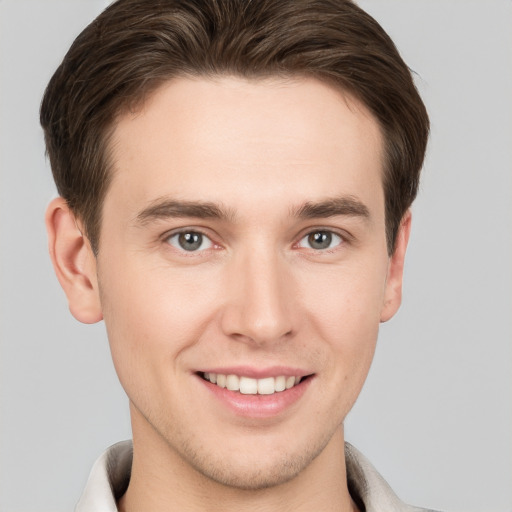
[257,377,275,395]
[203,372,304,395]
[226,374,240,391]
[240,376,258,394]
[275,375,286,392]
[216,373,226,388]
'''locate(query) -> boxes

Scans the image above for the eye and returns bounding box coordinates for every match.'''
[166,231,213,252]
[298,230,343,251]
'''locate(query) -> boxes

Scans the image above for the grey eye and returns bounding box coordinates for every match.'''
[167,231,213,252]
[298,230,342,250]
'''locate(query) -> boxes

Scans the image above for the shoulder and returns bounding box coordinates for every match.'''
[75,440,132,512]
[345,443,442,512]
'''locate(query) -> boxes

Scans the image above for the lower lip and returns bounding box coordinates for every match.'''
[197,375,312,419]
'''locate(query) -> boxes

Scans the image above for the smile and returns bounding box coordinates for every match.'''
[201,372,303,395]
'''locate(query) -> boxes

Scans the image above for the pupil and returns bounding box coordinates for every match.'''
[179,232,202,251]
[309,231,331,249]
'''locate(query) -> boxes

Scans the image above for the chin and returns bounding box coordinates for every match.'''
[189,454,308,490]
[176,430,333,491]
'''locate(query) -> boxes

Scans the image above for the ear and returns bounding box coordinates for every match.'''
[380,210,412,323]
[45,197,103,324]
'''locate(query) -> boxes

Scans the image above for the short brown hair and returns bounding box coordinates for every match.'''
[41,0,429,255]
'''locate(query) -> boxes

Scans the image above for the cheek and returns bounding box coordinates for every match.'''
[97,259,223,392]
[297,254,388,332]
[295,257,386,383]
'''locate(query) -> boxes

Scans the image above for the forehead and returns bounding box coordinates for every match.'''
[107,76,384,219]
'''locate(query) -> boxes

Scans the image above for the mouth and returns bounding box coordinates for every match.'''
[199,371,310,395]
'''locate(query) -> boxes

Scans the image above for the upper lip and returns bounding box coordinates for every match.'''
[196,366,312,379]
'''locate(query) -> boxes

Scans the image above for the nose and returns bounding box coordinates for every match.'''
[220,247,294,346]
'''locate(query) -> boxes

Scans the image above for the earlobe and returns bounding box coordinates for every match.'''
[380,210,412,323]
[45,197,103,324]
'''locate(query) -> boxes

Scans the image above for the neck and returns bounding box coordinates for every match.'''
[119,406,358,512]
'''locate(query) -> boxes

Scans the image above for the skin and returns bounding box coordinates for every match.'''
[46,76,411,512]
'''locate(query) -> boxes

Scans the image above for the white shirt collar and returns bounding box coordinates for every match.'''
[75,440,434,512]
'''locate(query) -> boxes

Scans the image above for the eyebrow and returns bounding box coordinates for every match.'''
[135,198,235,225]
[292,196,370,220]
[134,195,370,226]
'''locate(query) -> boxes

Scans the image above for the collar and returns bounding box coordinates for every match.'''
[75,440,432,512]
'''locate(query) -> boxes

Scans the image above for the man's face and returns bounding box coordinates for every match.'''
[94,76,403,488]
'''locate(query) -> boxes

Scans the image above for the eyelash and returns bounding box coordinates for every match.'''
[296,230,345,252]
[164,229,217,254]
[162,227,348,254]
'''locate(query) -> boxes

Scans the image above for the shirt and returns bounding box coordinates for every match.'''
[75,440,438,512]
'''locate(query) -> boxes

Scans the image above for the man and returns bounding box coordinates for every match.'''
[41,0,431,510]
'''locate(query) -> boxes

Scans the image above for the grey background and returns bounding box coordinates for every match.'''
[1,1,511,511]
